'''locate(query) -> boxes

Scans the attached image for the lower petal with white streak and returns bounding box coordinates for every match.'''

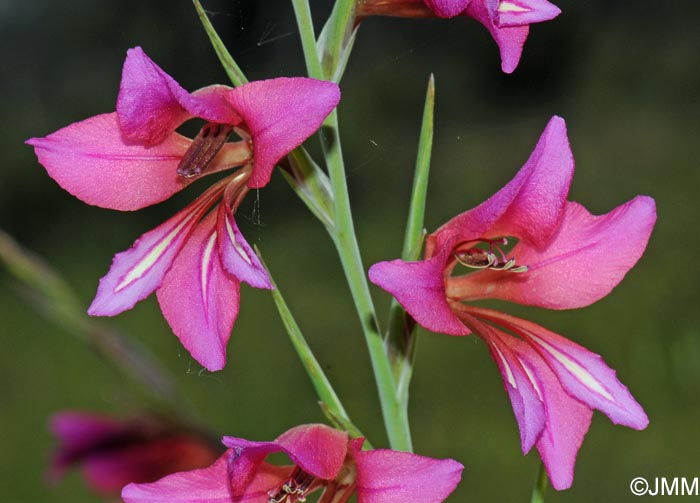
[157,212,240,372]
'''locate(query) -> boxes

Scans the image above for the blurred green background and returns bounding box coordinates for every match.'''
[1,0,698,501]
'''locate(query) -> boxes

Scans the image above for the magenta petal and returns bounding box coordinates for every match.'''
[476,307,648,429]
[122,452,232,503]
[156,211,240,372]
[226,78,340,188]
[496,0,561,27]
[217,202,272,289]
[458,312,545,452]
[351,443,463,503]
[452,196,656,309]
[88,188,220,317]
[27,113,191,210]
[512,341,593,491]
[117,47,193,145]
[423,0,471,18]
[369,252,469,336]
[465,1,529,73]
[433,117,573,250]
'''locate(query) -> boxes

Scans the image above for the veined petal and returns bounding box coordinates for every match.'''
[471,306,649,429]
[226,78,340,188]
[423,0,471,18]
[449,196,656,309]
[27,113,192,210]
[369,248,469,336]
[464,1,529,73]
[122,451,248,503]
[512,339,593,491]
[457,310,545,452]
[88,186,221,316]
[223,424,348,486]
[431,116,573,251]
[217,200,272,289]
[156,211,240,372]
[117,47,241,145]
[496,0,561,27]
[352,443,463,503]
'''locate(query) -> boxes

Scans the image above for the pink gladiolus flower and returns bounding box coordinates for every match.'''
[369,116,656,490]
[27,47,340,371]
[49,411,221,495]
[356,0,560,73]
[122,423,464,503]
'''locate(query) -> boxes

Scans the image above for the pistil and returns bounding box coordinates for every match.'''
[177,123,235,178]
[453,238,528,273]
[268,467,317,503]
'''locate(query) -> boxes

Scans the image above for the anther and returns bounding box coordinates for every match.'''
[453,238,528,274]
[268,467,316,503]
[177,123,234,179]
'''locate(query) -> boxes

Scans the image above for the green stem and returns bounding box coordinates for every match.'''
[320,109,412,452]
[530,461,549,503]
[319,0,358,80]
[291,0,325,80]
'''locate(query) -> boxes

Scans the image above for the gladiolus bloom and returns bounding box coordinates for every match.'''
[356,0,561,73]
[49,411,221,495]
[27,47,340,371]
[369,116,656,489]
[122,423,464,503]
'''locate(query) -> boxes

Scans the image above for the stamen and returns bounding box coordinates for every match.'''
[177,123,234,179]
[453,238,528,274]
[268,467,317,503]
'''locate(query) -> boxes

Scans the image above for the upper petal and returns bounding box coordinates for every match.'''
[156,210,241,372]
[88,186,221,316]
[369,248,469,336]
[496,0,561,27]
[27,113,192,210]
[472,306,649,429]
[431,116,573,251]
[117,47,241,145]
[464,1,529,73]
[351,443,463,503]
[423,0,471,18]
[226,78,340,188]
[448,196,657,309]
[223,424,348,488]
[217,199,272,289]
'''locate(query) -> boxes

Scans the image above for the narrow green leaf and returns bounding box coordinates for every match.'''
[318,402,370,447]
[192,0,248,86]
[318,0,358,81]
[262,250,361,434]
[282,149,335,231]
[291,0,324,80]
[531,461,549,503]
[386,75,435,401]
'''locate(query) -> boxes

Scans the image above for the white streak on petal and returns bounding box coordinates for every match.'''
[200,231,218,313]
[526,331,615,402]
[518,358,543,401]
[493,343,517,388]
[225,213,252,265]
[115,210,200,292]
[498,1,530,13]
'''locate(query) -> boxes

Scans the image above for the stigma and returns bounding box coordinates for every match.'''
[454,238,528,273]
[268,467,317,503]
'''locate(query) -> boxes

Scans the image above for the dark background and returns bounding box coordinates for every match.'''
[1,0,698,501]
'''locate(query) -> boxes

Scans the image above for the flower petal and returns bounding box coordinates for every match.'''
[471,306,649,429]
[512,340,593,491]
[223,424,348,489]
[456,310,545,452]
[496,0,561,27]
[217,200,272,289]
[226,78,340,188]
[117,47,242,145]
[351,442,463,503]
[369,249,469,336]
[122,451,237,503]
[432,116,572,251]
[423,0,471,18]
[156,210,240,372]
[26,113,193,210]
[88,186,221,317]
[464,1,529,73]
[449,196,657,309]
